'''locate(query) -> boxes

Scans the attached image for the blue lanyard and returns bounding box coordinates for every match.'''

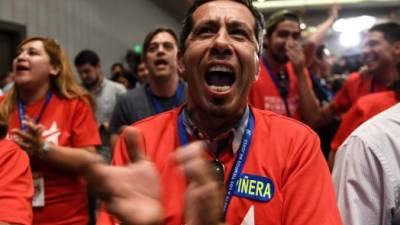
[177,109,255,217]
[262,57,291,117]
[18,92,53,131]
[146,80,184,114]
[370,76,376,93]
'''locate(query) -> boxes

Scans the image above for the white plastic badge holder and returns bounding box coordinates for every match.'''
[32,177,45,207]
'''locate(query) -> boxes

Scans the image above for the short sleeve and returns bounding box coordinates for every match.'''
[0,140,33,225]
[71,99,101,147]
[331,103,365,152]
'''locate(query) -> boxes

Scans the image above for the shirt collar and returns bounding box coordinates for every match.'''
[181,106,250,154]
[93,77,106,95]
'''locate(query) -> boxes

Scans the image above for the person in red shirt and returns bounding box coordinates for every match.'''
[295,22,400,167]
[249,10,311,121]
[0,37,102,225]
[0,119,33,225]
[249,7,338,121]
[299,22,400,129]
[330,90,398,153]
[93,1,342,225]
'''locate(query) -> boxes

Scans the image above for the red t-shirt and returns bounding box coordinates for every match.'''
[249,61,311,121]
[97,107,342,225]
[0,139,33,225]
[331,72,387,114]
[5,94,101,225]
[331,91,398,152]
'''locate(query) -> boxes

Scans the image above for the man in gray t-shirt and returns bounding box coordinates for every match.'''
[74,49,126,129]
[109,27,186,148]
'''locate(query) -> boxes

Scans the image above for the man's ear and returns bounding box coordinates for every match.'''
[177,51,187,81]
[50,65,60,77]
[393,41,400,56]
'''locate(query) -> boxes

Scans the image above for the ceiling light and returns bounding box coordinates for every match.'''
[339,32,361,47]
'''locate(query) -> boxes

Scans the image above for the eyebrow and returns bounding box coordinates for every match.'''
[18,46,36,52]
[195,19,219,28]
[229,21,253,32]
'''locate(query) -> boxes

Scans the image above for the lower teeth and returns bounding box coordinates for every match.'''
[210,85,230,92]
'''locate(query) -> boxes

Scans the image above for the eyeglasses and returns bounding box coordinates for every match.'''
[210,159,225,185]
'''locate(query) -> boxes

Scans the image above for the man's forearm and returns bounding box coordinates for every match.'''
[296,69,323,128]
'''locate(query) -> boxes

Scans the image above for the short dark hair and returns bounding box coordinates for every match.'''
[265,10,301,36]
[74,49,100,67]
[369,22,400,43]
[142,27,179,61]
[180,0,264,58]
[111,63,125,72]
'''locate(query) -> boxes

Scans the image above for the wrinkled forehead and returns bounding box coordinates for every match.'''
[192,1,255,30]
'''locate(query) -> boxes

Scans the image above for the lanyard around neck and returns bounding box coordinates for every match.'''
[177,108,255,218]
[370,76,376,93]
[262,57,291,117]
[18,91,53,131]
[146,80,184,114]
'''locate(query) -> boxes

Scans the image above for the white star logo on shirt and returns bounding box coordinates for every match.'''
[240,205,255,225]
[42,122,60,145]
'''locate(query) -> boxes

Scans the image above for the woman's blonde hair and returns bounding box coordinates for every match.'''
[0,37,94,121]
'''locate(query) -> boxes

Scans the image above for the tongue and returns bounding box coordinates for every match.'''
[207,72,233,87]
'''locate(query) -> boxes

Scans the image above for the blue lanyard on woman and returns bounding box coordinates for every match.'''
[18,91,53,131]
[370,76,376,93]
[177,109,255,218]
[146,80,184,114]
[262,57,291,117]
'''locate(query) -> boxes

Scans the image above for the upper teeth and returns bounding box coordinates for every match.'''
[208,65,232,73]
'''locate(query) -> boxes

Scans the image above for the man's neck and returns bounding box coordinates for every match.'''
[86,75,104,93]
[371,65,398,86]
[148,74,179,97]
[265,52,285,74]
[186,105,246,140]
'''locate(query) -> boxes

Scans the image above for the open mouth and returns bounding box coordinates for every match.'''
[363,54,376,64]
[16,65,30,72]
[205,65,235,92]
[155,59,168,67]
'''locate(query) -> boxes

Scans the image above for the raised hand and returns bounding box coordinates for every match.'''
[174,142,224,225]
[286,39,306,74]
[11,116,46,157]
[86,127,162,225]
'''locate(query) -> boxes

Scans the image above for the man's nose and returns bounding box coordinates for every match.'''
[210,31,232,59]
[80,72,88,79]
[363,45,372,54]
[156,45,166,54]
[286,36,297,44]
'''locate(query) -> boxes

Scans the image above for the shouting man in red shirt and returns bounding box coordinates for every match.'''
[89,1,343,225]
